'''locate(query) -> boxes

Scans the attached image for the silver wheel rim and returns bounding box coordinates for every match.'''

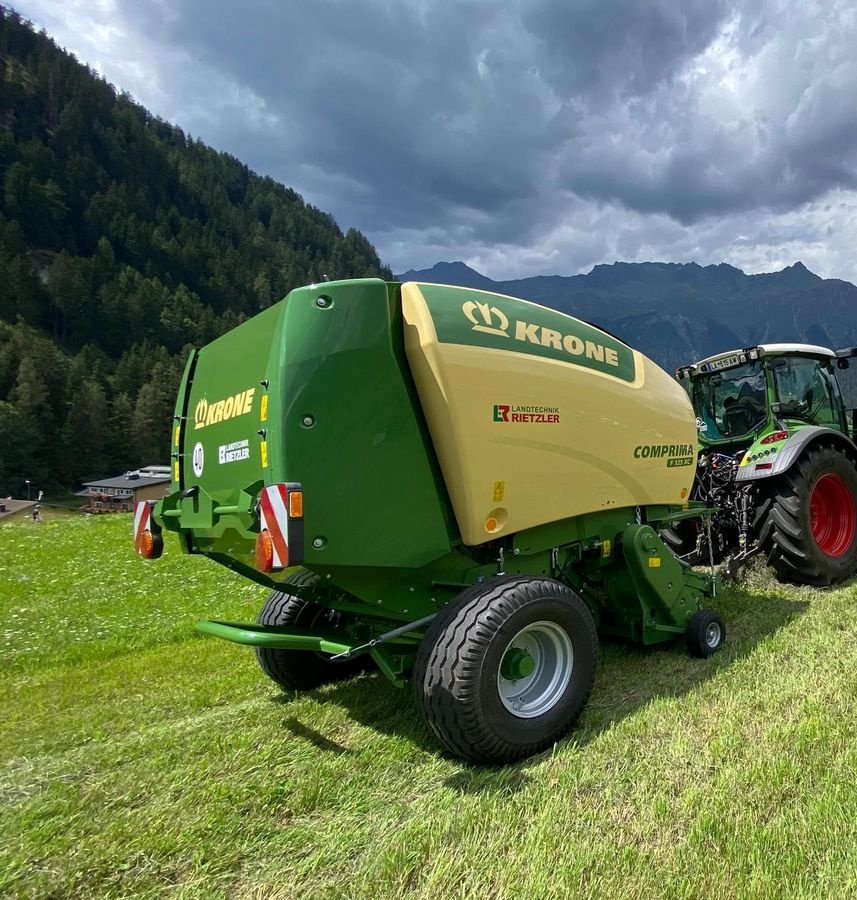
[705,621,722,649]
[497,620,574,718]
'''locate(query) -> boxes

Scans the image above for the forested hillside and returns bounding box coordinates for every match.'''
[0,8,390,496]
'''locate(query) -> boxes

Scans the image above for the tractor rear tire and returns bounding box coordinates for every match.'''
[661,519,703,561]
[255,568,368,692]
[413,576,598,764]
[754,445,857,586]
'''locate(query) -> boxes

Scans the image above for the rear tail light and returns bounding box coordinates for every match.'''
[256,483,304,572]
[761,430,789,445]
[133,501,164,559]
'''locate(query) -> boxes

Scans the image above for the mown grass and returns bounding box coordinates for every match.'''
[3,515,857,898]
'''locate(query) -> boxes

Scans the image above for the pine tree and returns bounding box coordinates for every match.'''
[60,376,108,485]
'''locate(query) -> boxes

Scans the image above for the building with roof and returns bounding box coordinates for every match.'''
[80,465,171,513]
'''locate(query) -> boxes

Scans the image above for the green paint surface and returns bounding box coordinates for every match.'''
[167,279,454,572]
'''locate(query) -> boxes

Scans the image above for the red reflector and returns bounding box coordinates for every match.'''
[761,431,789,445]
[756,462,774,470]
[255,529,275,572]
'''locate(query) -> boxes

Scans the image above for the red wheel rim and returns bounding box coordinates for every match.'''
[809,473,856,557]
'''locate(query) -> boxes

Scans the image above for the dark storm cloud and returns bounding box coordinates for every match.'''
[522,0,732,96]
[18,0,857,279]
[108,0,857,229]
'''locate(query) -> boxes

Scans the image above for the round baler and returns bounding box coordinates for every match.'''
[135,278,722,763]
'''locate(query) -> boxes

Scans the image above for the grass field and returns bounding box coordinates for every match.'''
[3,515,857,898]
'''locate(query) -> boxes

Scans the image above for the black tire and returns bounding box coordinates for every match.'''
[255,568,368,691]
[413,575,598,764]
[661,519,702,561]
[754,445,857,585]
[686,608,726,658]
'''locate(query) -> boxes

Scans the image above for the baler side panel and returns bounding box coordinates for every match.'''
[272,279,454,569]
[402,282,698,546]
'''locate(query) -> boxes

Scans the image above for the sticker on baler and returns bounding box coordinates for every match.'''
[415,284,636,383]
[492,404,560,423]
[493,481,505,502]
[218,439,249,464]
[133,501,150,541]
[634,444,695,467]
[259,485,290,568]
[192,442,204,477]
[193,388,256,430]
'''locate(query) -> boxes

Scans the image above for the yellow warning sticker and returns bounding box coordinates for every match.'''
[648,557,661,568]
[602,539,611,557]
[493,480,506,502]
[261,394,268,423]
[174,425,181,447]
[173,461,179,481]
[260,441,268,468]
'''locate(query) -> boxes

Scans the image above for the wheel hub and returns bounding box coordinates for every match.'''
[497,621,574,719]
[705,621,722,648]
[809,473,856,558]
[500,647,536,681]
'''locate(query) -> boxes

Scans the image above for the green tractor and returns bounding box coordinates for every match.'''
[134,278,725,764]
[673,344,857,584]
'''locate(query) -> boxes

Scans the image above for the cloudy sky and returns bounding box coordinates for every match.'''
[16,0,857,281]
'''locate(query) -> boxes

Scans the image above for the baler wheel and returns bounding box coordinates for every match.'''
[686,609,726,658]
[255,569,368,692]
[413,575,598,764]
[754,445,857,585]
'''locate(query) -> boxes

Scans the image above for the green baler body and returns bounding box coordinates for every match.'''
[151,278,716,681]
[166,279,452,576]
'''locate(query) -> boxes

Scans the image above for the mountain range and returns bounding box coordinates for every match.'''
[396,260,857,374]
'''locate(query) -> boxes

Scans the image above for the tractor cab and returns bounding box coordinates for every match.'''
[677,344,855,450]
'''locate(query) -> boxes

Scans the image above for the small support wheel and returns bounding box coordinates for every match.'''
[686,608,726,658]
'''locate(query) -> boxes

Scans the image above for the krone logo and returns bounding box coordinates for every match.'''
[462,300,510,337]
[194,397,209,429]
[193,387,256,430]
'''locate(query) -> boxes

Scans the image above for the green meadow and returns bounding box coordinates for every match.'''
[3,514,857,898]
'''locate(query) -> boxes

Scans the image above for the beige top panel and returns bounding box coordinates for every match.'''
[402,282,697,545]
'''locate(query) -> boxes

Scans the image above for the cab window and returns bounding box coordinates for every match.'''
[770,358,840,428]
[692,361,767,439]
